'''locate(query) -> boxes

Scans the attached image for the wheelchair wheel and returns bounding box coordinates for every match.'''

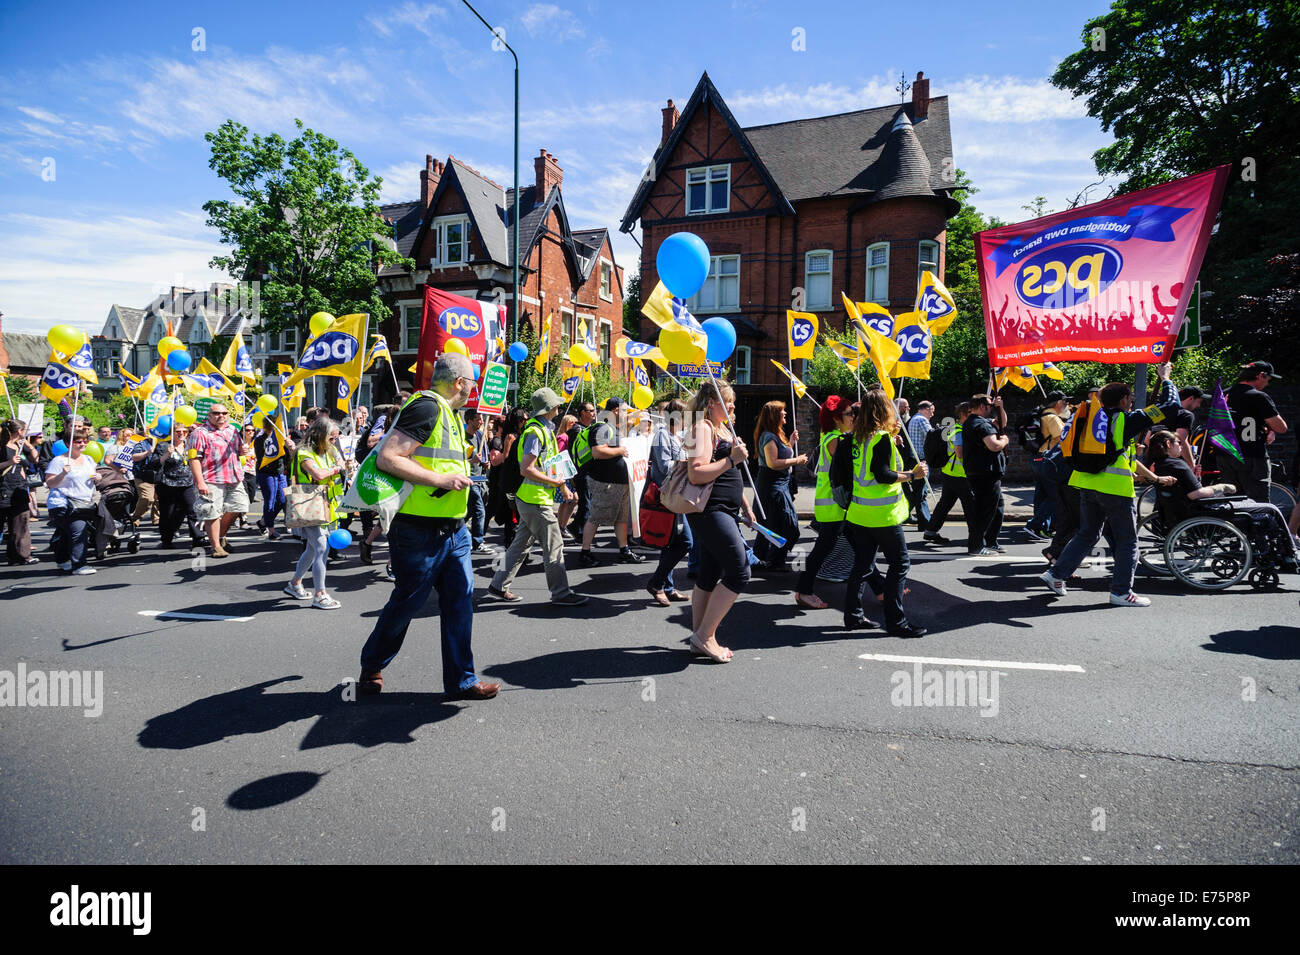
[1164,517,1251,591]
[1136,513,1172,576]
[1248,568,1280,590]
[1268,482,1296,523]
[1135,484,1157,525]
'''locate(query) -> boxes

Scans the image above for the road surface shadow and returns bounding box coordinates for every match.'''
[1203,625,1300,661]
[482,645,690,690]
[138,675,460,751]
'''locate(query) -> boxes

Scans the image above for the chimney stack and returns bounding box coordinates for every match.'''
[534,148,563,198]
[911,71,930,121]
[420,154,443,210]
[661,99,680,145]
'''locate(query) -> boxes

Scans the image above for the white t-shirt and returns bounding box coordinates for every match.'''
[46,454,97,508]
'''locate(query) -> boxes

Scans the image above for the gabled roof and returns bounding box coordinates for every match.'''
[571,228,608,282]
[1,332,50,371]
[379,200,423,264]
[621,72,795,232]
[411,157,512,268]
[623,74,959,229]
[106,305,148,342]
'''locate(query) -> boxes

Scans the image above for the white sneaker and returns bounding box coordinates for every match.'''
[1110,591,1151,607]
[72,566,97,576]
[1039,571,1067,596]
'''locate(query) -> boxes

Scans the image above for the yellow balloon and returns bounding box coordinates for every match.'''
[158,336,183,358]
[48,324,84,356]
[632,385,654,410]
[309,312,336,337]
[251,411,266,428]
[443,339,469,357]
[568,344,593,367]
[659,327,704,365]
[256,394,278,414]
[84,440,105,463]
[174,405,198,427]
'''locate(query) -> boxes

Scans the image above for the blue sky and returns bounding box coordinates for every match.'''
[0,0,1116,336]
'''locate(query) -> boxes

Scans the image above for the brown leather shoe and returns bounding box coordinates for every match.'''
[359,670,383,694]
[210,546,230,559]
[455,681,500,700]
[666,590,690,602]
[646,586,670,607]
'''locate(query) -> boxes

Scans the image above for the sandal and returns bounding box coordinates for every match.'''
[688,632,733,663]
[312,594,341,610]
[795,592,829,610]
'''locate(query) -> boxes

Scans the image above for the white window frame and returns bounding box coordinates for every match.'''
[866,242,890,306]
[687,254,740,313]
[734,346,751,385]
[686,164,730,215]
[433,215,471,267]
[282,329,298,354]
[401,304,423,353]
[599,258,613,302]
[599,319,612,365]
[560,307,575,346]
[804,249,833,311]
[918,240,939,284]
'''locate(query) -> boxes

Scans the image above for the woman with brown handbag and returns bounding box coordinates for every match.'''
[684,381,755,663]
[284,417,347,609]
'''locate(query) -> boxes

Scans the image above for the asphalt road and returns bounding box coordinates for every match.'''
[1,509,1297,864]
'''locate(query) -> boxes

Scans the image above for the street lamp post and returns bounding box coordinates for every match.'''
[461,0,520,347]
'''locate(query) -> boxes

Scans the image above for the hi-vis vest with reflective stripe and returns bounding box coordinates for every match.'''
[573,425,594,468]
[941,430,965,479]
[516,416,559,507]
[813,429,846,522]
[847,431,910,528]
[1068,411,1135,497]
[396,390,470,518]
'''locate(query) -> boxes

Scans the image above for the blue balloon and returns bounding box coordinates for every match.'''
[470,364,480,380]
[166,350,192,372]
[52,440,68,456]
[152,415,172,438]
[702,317,737,363]
[328,529,352,549]
[656,232,711,300]
[508,341,528,362]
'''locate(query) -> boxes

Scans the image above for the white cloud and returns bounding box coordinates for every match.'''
[375,162,422,205]
[366,1,450,38]
[0,208,231,336]
[17,106,62,124]
[939,75,1089,122]
[520,4,585,41]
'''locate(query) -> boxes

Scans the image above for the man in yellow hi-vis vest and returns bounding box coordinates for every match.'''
[358,353,500,699]
[1041,379,1178,607]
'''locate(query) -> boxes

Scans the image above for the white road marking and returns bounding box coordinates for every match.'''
[138,610,255,622]
[857,653,1086,673]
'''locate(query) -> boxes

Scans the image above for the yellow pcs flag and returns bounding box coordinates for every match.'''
[278,363,306,409]
[994,366,1037,392]
[769,359,807,398]
[846,294,894,338]
[220,331,258,382]
[856,326,903,401]
[534,316,552,374]
[890,311,934,380]
[632,358,650,388]
[826,337,862,370]
[559,362,582,399]
[257,423,286,470]
[641,280,707,350]
[1029,361,1065,381]
[915,271,958,337]
[282,313,369,393]
[39,356,79,402]
[786,310,817,360]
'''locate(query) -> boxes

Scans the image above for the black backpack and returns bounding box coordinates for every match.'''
[829,433,857,510]
[923,427,949,472]
[1015,410,1045,451]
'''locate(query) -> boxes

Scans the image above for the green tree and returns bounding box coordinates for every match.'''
[1051,0,1300,366]
[622,273,642,337]
[203,119,412,344]
[1021,196,1053,218]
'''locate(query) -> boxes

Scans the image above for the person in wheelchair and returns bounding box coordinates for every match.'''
[1149,431,1298,573]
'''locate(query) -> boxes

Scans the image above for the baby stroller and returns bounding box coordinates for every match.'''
[94,466,140,558]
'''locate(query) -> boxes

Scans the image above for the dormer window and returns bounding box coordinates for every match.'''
[686,165,729,215]
[433,216,471,266]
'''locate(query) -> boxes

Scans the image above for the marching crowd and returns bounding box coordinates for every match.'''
[1,354,1294,699]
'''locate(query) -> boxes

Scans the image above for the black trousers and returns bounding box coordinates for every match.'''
[845,522,910,628]
[927,475,972,535]
[157,483,203,545]
[966,476,1004,552]
[570,474,589,530]
[1046,481,1081,560]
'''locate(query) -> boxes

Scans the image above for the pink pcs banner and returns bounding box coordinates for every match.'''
[975,165,1229,367]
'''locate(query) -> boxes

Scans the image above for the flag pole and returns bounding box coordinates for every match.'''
[0,375,14,418]
[702,361,765,522]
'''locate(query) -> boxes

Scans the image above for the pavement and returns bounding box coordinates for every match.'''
[1,504,1296,864]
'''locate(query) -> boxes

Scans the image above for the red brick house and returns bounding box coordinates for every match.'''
[376,149,627,396]
[620,71,959,389]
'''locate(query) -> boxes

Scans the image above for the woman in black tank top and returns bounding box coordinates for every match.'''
[684,382,754,663]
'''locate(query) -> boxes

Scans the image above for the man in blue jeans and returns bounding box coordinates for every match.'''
[463,409,488,550]
[358,353,499,700]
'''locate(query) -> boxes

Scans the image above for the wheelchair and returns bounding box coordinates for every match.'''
[1137,491,1298,591]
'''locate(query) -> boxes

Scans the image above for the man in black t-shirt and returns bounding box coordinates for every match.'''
[961,393,1008,555]
[1224,361,1289,502]
[578,397,643,566]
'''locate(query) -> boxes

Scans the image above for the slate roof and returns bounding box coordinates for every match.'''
[2,332,50,371]
[571,228,608,281]
[378,200,424,277]
[106,305,148,342]
[622,72,959,228]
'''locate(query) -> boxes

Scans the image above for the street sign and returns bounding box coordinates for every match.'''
[674,362,724,379]
[1175,282,1201,350]
[475,361,510,415]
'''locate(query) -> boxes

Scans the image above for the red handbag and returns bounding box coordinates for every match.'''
[639,480,675,549]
